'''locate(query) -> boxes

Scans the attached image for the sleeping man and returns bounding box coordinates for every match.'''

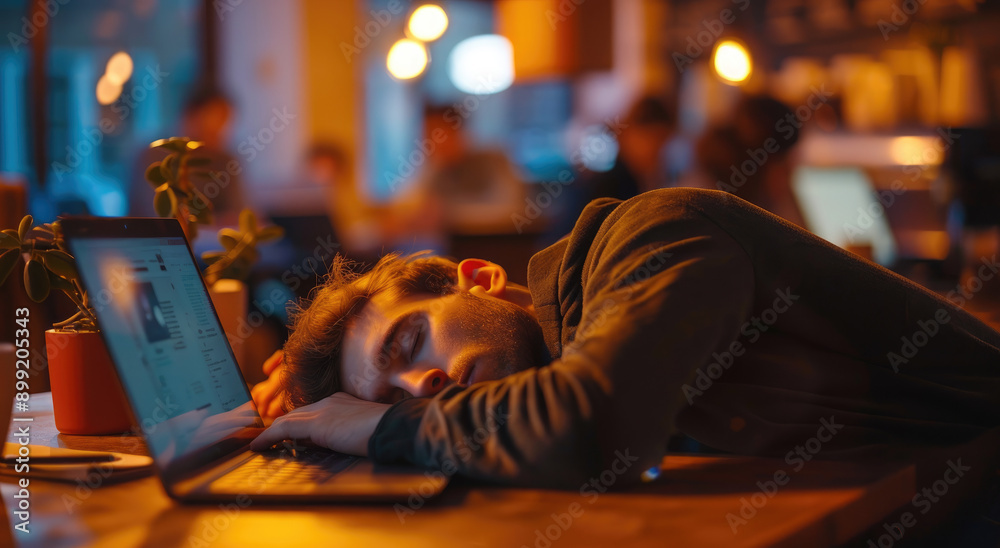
[249,188,1000,487]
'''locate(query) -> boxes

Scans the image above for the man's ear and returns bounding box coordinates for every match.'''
[457,258,508,298]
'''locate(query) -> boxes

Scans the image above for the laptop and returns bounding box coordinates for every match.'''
[792,166,899,266]
[61,217,447,503]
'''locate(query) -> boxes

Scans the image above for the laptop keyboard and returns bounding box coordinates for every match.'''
[209,449,359,491]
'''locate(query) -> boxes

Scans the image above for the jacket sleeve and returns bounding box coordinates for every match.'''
[369,193,756,488]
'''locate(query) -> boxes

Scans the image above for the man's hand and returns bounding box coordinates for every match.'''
[249,392,392,456]
[251,350,287,420]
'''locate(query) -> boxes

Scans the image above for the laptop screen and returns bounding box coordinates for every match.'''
[64,219,262,475]
[792,166,898,266]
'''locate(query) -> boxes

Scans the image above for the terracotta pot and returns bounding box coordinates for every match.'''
[45,329,132,435]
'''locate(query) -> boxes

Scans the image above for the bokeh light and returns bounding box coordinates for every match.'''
[96,74,123,105]
[408,4,448,42]
[890,136,942,165]
[577,125,619,173]
[448,34,514,95]
[105,51,133,85]
[386,39,428,80]
[713,40,752,84]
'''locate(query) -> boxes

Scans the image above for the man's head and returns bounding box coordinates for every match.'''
[280,253,549,409]
[618,95,676,180]
[181,86,234,150]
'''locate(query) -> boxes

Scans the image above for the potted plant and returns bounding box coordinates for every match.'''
[143,137,283,378]
[0,216,132,435]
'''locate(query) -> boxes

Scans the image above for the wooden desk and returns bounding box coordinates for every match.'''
[1,393,928,547]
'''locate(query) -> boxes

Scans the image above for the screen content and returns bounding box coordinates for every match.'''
[792,166,898,266]
[70,236,260,465]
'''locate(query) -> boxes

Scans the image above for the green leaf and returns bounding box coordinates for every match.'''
[0,230,19,249]
[0,248,19,287]
[239,209,257,234]
[189,187,214,225]
[218,227,241,251]
[168,188,179,217]
[18,215,33,240]
[256,225,284,243]
[154,186,173,217]
[47,270,76,293]
[151,137,197,153]
[24,257,50,302]
[3,229,19,239]
[40,249,77,279]
[201,250,225,266]
[145,162,167,186]
[160,154,178,182]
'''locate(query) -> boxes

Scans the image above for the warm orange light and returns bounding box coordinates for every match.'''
[105,51,133,85]
[890,136,942,166]
[713,40,752,84]
[96,74,122,105]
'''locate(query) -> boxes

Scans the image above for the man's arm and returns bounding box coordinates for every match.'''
[370,194,757,487]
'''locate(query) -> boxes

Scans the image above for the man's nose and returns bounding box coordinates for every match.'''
[394,367,450,398]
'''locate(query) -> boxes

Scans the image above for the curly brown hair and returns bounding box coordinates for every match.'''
[280,252,459,409]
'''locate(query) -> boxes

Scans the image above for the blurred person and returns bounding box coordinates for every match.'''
[129,86,246,225]
[690,95,806,227]
[945,127,1000,301]
[304,142,444,259]
[249,188,1000,488]
[416,104,526,234]
[583,95,676,202]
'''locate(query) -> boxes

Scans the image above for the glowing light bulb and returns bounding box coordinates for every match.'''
[96,74,122,105]
[713,40,752,84]
[387,39,428,80]
[448,34,514,95]
[105,51,133,85]
[408,5,448,42]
